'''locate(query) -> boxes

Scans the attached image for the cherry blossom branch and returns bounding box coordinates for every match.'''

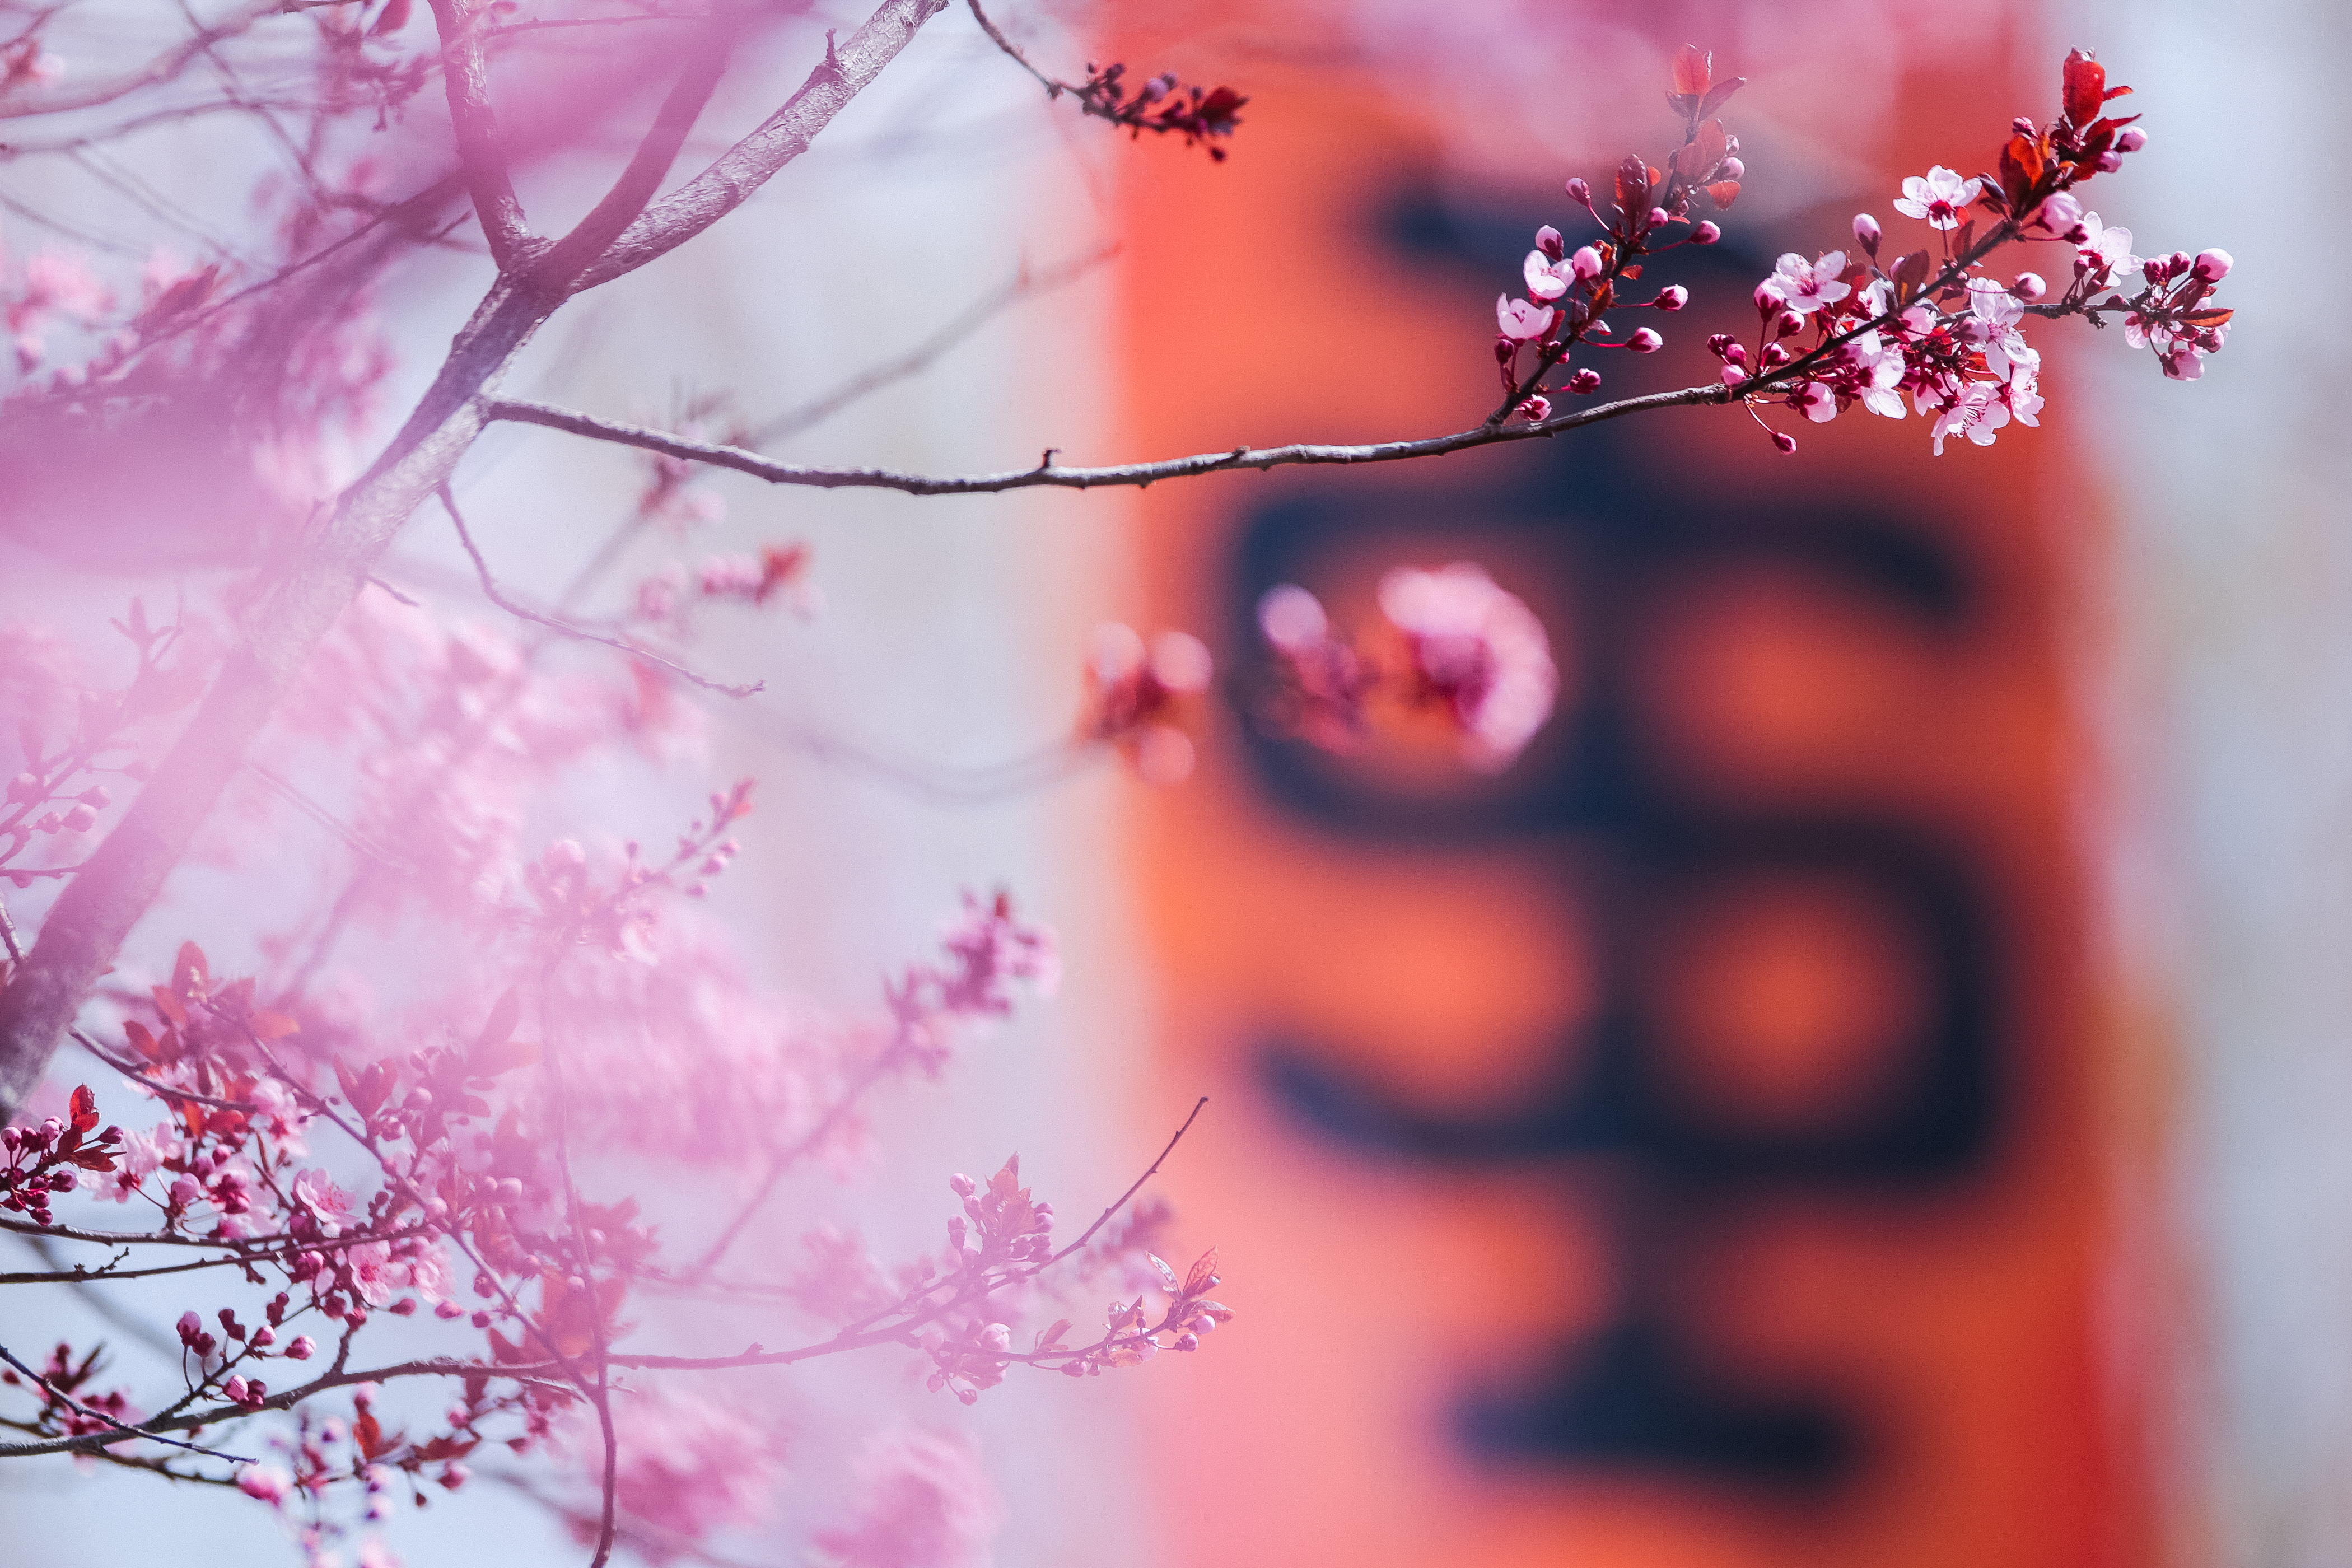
[0,0,284,122]
[69,1027,264,1112]
[482,381,1735,495]
[0,1340,255,1462]
[439,485,766,697]
[0,0,949,1124]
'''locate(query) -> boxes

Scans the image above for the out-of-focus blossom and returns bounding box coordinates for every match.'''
[813,1426,1002,1568]
[1377,563,1560,770]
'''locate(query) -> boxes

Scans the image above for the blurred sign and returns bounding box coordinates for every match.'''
[1117,34,2146,1568]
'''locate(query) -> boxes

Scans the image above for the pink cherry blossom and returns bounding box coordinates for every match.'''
[2075,212,2137,279]
[1892,166,1984,230]
[1522,250,1575,301]
[1761,250,1851,315]
[1495,295,1556,342]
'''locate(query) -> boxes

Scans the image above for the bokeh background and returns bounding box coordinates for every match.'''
[3,0,2341,1564]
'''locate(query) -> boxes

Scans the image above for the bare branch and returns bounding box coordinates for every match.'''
[534,12,739,292]
[427,0,532,268]
[572,0,951,290]
[439,486,763,697]
[484,381,1738,496]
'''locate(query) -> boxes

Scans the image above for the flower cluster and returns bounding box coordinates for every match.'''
[1082,621,1215,784]
[1250,564,1560,771]
[1704,48,2228,454]
[1488,45,1740,420]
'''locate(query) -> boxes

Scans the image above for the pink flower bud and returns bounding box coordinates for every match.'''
[1566,368,1602,394]
[77,786,109,809]
[286,1335,315,1360]
[1627,328,1664,352]
[441,1462,470,1491]
[2115,126,2147,152]
[1771,430,1798,454]
[2192,248,2233,282]
[251,1327,274,1347]
[2013,272,2047,302]
[1693,221,1721,244]
[2097,151,2123,172]
[178,1310,203,1344]
[1753,285,1780,314]
[1853,213,1882,255]
[1654,286,1688,311]
[1570,246,1603,281]
[223,1375,249,1403]
[1534,225,1564,261]
[1775,311,1804,338]
[1718,158,1745,181]
[5,773,40,803]
[949,1172,977,1198]
[1565,176,1592,207]
[1646,206,1670,230]
[62,803,95,832]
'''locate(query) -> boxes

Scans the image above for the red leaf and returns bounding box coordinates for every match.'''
[1670,44,1710,97]
[2062,48,2106,125]
[1184,1246,1221,1298]
[1697,76,1746,118]
[474,988,520,1056]
[150,986,186,1030]
[124,1020,165,1065]
[1705,179,1740,211]
[69,1084,100,1132]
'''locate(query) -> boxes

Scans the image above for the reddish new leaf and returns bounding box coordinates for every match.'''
[1670,44,1711,97]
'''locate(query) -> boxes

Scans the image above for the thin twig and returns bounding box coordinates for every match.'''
[484,382,1736,496]
[747,244,1117,447]
[438,486,764,698]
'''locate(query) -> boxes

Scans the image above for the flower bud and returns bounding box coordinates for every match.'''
[1570,246,1603,281]
[2115,126,2147,153]
[178,1310,203,1345]
[1771,430,1799,454]
[1719,158,1745,181]
[1693,221,1721,244]
[2013,272,2047,302]
[62,802,95,832]
[2097,150,2123,172]
[1853,213,1882,256]
[1646,206,1670,230]
[1566,368,1602,394]
[1627,328,1664,352]
[1534,225,1564,261]
[1565,176,1592,207]
[1654,286,1688,311]
[1775,310,1804,339]
[2192,248,2233,282]
[251,1327,274,1347]
[1754,284,1780,314]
